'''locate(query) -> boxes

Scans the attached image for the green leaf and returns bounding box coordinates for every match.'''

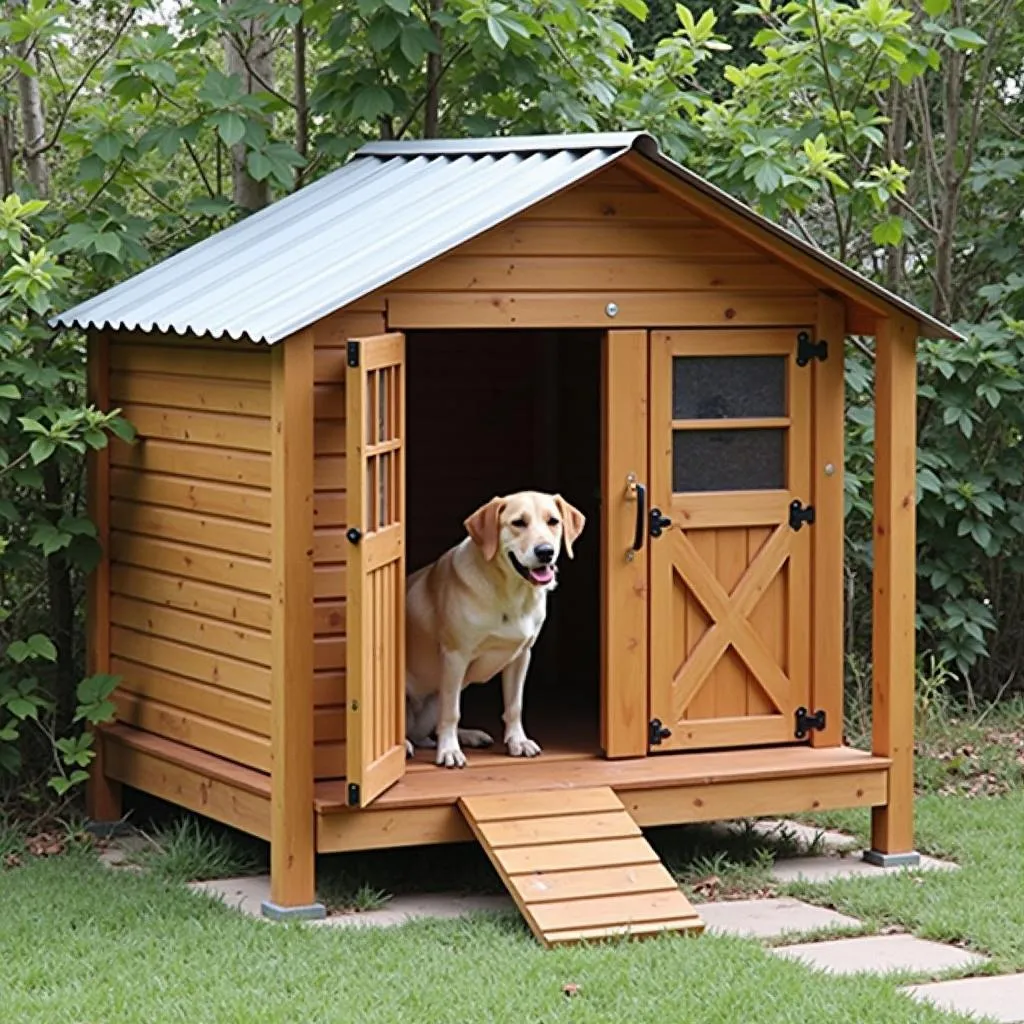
[212,112,246,147]
[872,215,904,246]
[7,697,39,720]
[0,384,19,399]
[946,26,985,49]
[619,0,648,16]
[753,160,782,193]
[28,437,55,464]
[485,14,508,48]
[92,233,124,258]
[28,633,57,661]
[922,0,950,12]
[77,673,121,705]
[367,13,401,50]
[246,150,274,182]
[349,85,393,122]
[107,417,136,444]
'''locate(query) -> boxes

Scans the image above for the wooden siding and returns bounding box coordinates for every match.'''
[376,165,819,330]
[106,334,277,772]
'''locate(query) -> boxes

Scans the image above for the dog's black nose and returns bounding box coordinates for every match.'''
[534,544,555,564]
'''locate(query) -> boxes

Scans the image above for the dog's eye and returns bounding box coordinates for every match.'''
[511,517,528,529]
[547,517,560,527]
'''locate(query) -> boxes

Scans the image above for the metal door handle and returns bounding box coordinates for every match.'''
[631,482,647,553]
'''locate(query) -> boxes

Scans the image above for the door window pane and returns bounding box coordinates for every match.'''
[673,428,785,492]
[673,356,786,419]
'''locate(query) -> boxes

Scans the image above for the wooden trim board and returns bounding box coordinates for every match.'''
[269,328,316,906]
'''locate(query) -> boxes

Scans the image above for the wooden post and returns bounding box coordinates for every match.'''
[263,329,323,918]
[601,330,649,758]
[85,331,121,826]
[811,295,845,747]
[867,313,920,866]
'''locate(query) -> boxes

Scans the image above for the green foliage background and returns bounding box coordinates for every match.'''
[1,0,1021,801]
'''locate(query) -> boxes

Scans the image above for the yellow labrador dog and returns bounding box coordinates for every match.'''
[405,491,586,768]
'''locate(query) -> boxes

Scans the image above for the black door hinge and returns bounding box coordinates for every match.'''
[789,500,815,531]
[347,340,360,368]
[649,718,672,745]
[347,782,360,806]
[794,707,827,740]
[796,331,828,366]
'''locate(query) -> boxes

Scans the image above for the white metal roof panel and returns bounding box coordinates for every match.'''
[52,131,957,343]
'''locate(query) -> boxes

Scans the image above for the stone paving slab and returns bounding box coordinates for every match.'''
[771,852,959,883]
[310,894,513,929]
[698,898,862,939]
[189,875,272,917]
[773,934,988,976]
[903,973,1024,1023]
[189,874,513,925]
[711,819,861,855]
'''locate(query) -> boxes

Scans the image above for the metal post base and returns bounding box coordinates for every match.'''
[863,849,921,869]
[260,900,327,922]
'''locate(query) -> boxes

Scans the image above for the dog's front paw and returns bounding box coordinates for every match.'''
[405,739,414,758]
[435,742,467,768]
[506,733,542,758]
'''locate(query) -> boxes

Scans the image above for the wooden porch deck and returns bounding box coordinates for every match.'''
[99,723,889,856]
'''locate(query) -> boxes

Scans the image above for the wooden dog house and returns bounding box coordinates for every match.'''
[57,132,956,945]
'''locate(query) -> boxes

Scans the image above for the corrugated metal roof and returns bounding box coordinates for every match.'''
[52,131,958,343]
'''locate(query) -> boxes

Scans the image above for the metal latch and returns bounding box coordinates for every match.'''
[649,718,672,745]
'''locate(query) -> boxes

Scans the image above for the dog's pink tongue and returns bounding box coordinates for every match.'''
[529,566,554,585]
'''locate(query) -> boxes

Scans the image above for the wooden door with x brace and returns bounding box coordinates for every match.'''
[645,329,814,751]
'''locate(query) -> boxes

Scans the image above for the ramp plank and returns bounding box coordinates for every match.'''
[498,836,659,874]
[509,863,674,904]
[459,786,703,947]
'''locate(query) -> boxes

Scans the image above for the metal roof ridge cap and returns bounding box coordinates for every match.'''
[355,131,653,157]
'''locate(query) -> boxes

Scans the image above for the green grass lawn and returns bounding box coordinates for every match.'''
[3,706,1022,1023]
[1,847,971,1024]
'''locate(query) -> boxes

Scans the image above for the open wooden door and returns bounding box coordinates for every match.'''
[647,329,814,751]
[345,332,406,807]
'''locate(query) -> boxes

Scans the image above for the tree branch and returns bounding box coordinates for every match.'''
[31,7,136,159]
[183,137,216,198]
[395,42,469,140]
[808,0,853,158]
[226,28,296,109]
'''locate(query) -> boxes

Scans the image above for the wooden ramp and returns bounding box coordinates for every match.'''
[458,786,704,947]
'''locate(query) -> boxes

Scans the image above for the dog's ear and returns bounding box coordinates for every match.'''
[464,497,506,561]
[554,495,586,560]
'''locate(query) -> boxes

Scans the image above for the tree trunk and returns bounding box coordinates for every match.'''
[11,21,77,724]
[293,14,307,189]
[884,82,908,293]
[424,0,443,138]
[222,3,274,210]
[0,107,14,197]
[14,17,50,196]
[42,461,77,726]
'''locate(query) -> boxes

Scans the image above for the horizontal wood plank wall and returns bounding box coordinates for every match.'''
[107,333,278,772]
[378,165,818,329]
[311,308,387,779]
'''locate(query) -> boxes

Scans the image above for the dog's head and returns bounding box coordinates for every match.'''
[464,491,586,588]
